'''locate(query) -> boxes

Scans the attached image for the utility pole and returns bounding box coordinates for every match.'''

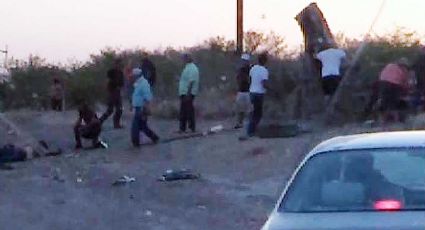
[0,45,7,68]
[237,0,243,54]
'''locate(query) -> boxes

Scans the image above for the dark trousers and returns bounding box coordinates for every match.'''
[247,93,264,136]
[131,107,159,146]
[179,95,196,132]
[51,98,62,111]
[74,121,101,147]
[100,89,123,127]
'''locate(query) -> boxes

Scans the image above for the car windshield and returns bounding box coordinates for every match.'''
[279,148,425,213]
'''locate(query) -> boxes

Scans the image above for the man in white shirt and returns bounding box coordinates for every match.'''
[316,46,346,99]
[240,53,269,139]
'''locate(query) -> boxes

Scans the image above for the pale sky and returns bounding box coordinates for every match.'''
[0,0,424,64]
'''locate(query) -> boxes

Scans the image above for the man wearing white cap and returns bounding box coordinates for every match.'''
[234,53,252,129]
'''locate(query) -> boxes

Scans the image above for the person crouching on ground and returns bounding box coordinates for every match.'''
[178,54,200,133]
[74,101,105,149]
[131,68,159,147]
[240,53,269,140]
[234,53,252,129]
[377,58,411,123]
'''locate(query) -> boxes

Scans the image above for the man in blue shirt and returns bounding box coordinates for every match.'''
[178,54,199,133]
[131,68,159,147]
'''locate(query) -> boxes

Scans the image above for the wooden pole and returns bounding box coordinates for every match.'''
[237,0,243,54]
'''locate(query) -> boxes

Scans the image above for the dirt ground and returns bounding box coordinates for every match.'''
[0,110,403,230]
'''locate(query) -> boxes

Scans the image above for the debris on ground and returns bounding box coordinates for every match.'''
[0,144,27,163]
[257,123,300,139]
[144,210,153,217]
[0,163,14,170]
[251,147,267,156]
[112,175,136,186]
[159,169,200,182]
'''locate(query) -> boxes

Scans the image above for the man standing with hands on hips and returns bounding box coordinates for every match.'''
[178,54,200,133]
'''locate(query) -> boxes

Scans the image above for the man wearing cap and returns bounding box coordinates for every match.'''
[234,54,252,129]
[178,54,199,133]
[131,67,159,147]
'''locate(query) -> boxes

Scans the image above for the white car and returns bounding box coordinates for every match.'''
[262,131,425,230]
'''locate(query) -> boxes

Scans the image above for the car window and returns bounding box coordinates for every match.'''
[279,148,425,213]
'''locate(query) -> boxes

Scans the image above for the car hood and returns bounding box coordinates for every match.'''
[262,211,425,230]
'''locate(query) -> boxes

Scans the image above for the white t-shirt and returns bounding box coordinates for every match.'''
[249,65,269,94]
[316,48,346,78]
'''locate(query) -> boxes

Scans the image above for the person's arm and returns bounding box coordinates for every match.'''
[75,114,83,127]
[187,81,194,96]
[142,82,153,117]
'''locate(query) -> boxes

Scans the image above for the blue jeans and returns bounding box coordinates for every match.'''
[131,107,159,146]
[247,93,264,136]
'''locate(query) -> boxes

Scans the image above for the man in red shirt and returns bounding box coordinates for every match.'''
[378,58,410,122]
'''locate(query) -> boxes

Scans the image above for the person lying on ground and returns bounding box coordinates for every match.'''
[131,68,159,147]
[0,141,62,165]
[74,102,106,149]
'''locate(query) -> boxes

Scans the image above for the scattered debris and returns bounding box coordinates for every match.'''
[51,167,65,183]
[251,147,267,156]
[145,210,153,217]
[112,175,136,186]
[257,123,300,139]
[76,171,83,183]
[197,205,207,210]
[0,163,14,170]
[159,169,200,182]
[209,125,224,134]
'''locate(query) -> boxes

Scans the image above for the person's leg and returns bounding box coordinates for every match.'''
[74,124,83,148]
[131,107,141,146]
[100,92,114,123]
[247,94,261,136]
[179,96,187,132]
[140,117,159,143]
[252,94,264,131]
[188,95,196,132]
[113,90,123,128]
[89,122,102,147]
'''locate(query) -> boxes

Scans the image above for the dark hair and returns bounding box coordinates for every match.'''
[53,78,60,84]
[258,53,268,65]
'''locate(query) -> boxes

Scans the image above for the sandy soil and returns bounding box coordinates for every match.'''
[0,109,395,230]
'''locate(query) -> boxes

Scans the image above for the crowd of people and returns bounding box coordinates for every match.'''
[47,45,425,150]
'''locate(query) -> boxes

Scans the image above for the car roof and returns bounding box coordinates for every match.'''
[311,131,425,155]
